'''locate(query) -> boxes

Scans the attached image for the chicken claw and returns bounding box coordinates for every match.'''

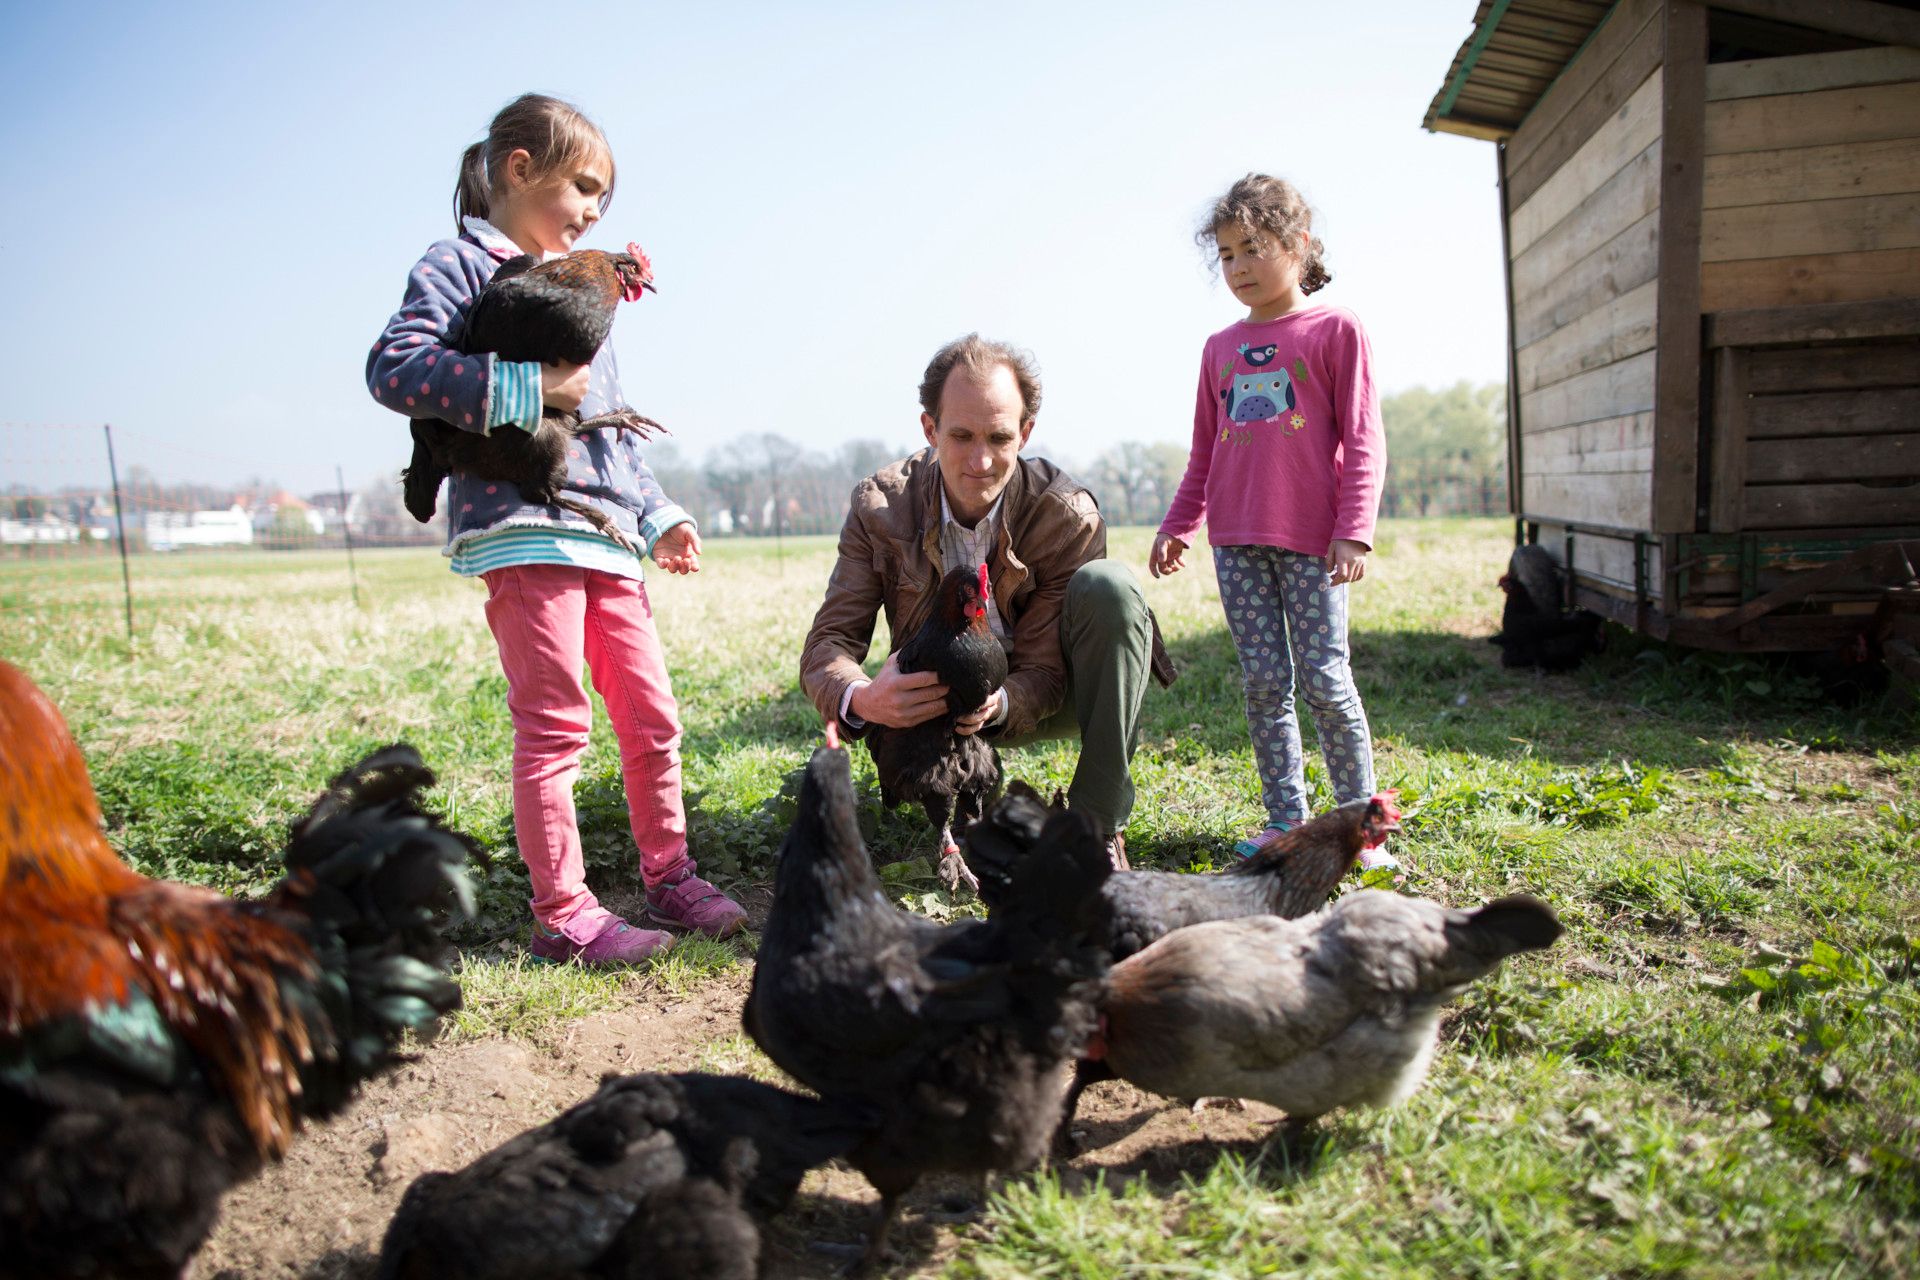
[939,843,980,895]
[575,408,668,439]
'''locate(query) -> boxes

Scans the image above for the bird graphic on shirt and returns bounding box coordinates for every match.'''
[1238,342,1279,367]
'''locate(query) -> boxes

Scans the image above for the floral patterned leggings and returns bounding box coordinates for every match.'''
[1212,544,1376,826]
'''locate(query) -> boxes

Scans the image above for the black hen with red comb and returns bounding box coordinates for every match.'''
[402,243,666,552]
[865,564,1008,892]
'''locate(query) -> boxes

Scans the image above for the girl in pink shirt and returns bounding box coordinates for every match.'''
[1151,174,1392,867]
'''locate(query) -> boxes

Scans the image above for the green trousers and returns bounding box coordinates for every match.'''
[995,560,1153,835]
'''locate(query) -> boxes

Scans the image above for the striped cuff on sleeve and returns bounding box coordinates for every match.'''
[485,359,544,435]
[639,505,696,557]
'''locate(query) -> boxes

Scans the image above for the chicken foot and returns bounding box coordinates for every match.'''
[937,830,979,895]
[1051,1058,1116,1157]
[571,407,667,440]
[924,795,980,895]
[859,1190,905,1276]
[538,497,643,558]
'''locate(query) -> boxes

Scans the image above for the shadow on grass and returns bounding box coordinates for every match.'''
[768,1188,944,1278]
[1155,618,1920,774]
[1068,1127,1332,1200]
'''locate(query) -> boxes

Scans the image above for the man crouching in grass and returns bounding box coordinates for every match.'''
[798,333,1176,873]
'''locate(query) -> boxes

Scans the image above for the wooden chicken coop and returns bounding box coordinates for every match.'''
[1425,0,1920,672]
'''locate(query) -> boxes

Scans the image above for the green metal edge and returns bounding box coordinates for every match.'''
[1509,0,1623,130]
[1436,0,1626,131]
[1436,0,1518,118]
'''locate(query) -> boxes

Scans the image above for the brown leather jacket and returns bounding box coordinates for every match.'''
[800,449,1169,740]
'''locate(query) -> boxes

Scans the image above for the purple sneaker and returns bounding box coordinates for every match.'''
[529,918,673,966]
[646,866,747,938]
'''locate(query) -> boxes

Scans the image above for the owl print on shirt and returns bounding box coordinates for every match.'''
[1218,343,1312,445]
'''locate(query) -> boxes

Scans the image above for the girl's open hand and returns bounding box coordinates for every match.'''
[541,361,590,412]
[1149,532,1188,579]
[652,521,702,574]
[1327,539,1369,585]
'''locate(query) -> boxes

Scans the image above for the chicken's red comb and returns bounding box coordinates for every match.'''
[978,562,990,601]
[824,721,840,751]
[623,242,657,295]
[1372,789,1402,823]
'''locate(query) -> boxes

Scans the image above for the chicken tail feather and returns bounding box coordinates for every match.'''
[271,744,477,1116]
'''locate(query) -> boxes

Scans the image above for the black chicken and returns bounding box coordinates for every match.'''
[1489,543,1606,671]
[959,785,1400,1149]
[742,735,1110,1265]
[864,563,1008,892]
[377,1072,875,1280]
[402,244,665,554]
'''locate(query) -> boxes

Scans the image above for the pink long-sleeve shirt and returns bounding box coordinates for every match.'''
[1159,306,1386,557]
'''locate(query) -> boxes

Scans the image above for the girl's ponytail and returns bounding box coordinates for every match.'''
[1301,235,1331,294]
[454,141,490,230]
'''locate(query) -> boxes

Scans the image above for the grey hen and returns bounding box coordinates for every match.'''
[1095,892,1562,1124]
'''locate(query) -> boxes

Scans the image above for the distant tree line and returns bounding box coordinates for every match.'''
[5,383,1507,543]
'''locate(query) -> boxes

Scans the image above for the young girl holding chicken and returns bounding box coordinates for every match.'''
[367,93,744,964]
[1151,174,1394,870]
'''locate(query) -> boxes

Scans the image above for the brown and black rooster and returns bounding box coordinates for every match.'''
[378,1072,876,1280]
[403,243,664,552]
[865,562,1008,892]
[0,661,476,1280]
[743,733,1110,1266]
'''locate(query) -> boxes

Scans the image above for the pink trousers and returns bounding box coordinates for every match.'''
[482,564,689,943]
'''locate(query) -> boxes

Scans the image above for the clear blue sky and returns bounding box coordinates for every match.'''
[0,1,1504,495]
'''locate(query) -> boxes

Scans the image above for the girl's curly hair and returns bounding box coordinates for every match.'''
[1198,173,1331,294]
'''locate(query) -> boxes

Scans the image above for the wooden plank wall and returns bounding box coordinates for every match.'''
[1701,46,1920,310]
[1505,0,1664,534]
[1720,332,1920,530]
[1701,47,1920,534]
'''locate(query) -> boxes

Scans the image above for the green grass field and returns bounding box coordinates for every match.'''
[4,519,1917,1277]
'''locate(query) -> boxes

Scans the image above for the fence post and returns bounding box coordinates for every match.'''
[102,423,134,646]
[337,464,361,609]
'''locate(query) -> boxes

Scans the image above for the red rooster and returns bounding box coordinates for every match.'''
[864,563,1008,891]
[402,242,666,552]
[0,661,476,1280]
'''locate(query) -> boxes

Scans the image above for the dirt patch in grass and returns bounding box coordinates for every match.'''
[197,958,1288,1280]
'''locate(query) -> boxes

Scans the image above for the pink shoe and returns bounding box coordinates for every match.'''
[646,864,748,938]
[529,918,673,966]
